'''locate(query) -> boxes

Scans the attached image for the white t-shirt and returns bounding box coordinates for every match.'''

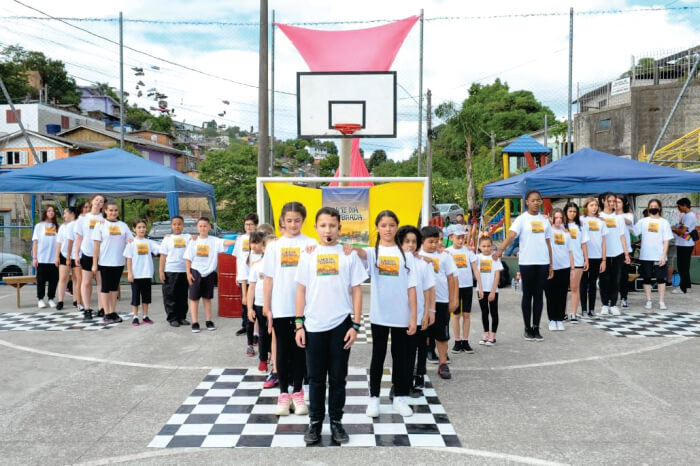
[582,216,609,259]
[633,217,673,261]
[295,244,368,333]
[92,220,133,267]
[232,233,250,284]
[621,212,633,250]
[509,212,552,265]
[55,222,72,259]
[567,222,589,267]
[124,238,159,279]
[675,211,697,247]
[551,228,573,270]
[600,212,627,257]
[476,254,503,293]
[261,234,318,318]
[413,257,436,323]
[364,245,417,327]
[32,221,58,264]
[183,236,226,277]
[76,213,104,257]
[247,254,265,307]
[420,250,457,303]
[446,246,477,288]
[69,219,81,261]
[159,234,191,273]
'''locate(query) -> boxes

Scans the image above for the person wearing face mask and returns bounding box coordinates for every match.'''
[633,199,673,310]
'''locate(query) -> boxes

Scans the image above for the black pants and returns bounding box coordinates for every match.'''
[619,263,633,300]
[273,317,306,394]
[36,263,58,300]
[546,268,570,321]
[408,327,428,378]
[130,278,152,306]
[677,246,693,292]
[369,324,411,397]
[520,264,548,329]
[455,286,473,314]
[163,272,188,322]
[640,260,667,285]
[306,316,351,423]
[244,305,255,345]
[600,254,623,307]
[580,258,602,312]
[253,305,270,363]
[479,294,499,332]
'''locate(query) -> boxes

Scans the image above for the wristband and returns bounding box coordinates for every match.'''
[352,322,361,331]
[294,317,305,325]
[294,326,304,333]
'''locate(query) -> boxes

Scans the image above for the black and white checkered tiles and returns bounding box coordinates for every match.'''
[585,312,700,337]
[0,311,132,331]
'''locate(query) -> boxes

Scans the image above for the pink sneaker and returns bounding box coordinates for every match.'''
[263,372,279,389]
[291,390,308,415]
[275,393,291,416]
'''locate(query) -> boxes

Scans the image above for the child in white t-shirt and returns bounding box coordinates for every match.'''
[124,219,160,326]
[545,209,574,331]
[293,207,368,445]
[634,199,673,310]
[54,206,77,311]
[446,225,481,354]
[476,236,503,345]
[158,216,191,327]
[31,205,59,309]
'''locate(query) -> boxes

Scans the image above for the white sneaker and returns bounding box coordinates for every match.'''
[659,302,668,311]
[37,299,47,309]
[610,306,621,316]
[671,288,684,294]
[548,321,557,331]
[600,305,610,316]
[556,321,565,331]
[392,396,413,417]
[365,396,380,418]
[644,300,652,310]
[48,299,57,308]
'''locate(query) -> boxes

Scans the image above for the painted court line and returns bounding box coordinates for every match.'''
[427,447,570,466]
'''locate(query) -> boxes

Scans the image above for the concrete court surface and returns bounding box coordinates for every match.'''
[0,283,699,466]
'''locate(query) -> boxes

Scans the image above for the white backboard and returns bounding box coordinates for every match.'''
[297,71,397,138]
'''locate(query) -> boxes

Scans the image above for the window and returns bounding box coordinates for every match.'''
[61,115,69,129]
[6,109,20,123]
[3,151,26,165]
[597,119,611,131]
[163,155,171,167]
[151,135,158,142]
[40,151,48,163]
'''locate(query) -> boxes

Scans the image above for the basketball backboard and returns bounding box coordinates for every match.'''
[297,71,397,139]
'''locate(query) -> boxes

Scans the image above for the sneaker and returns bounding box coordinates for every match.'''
[532,328,544,341]
[462,340,474,354]
[485,339,496,346]
[132,317,140,326]
[556,321,565,331]
[258,361,268,373]
[409,386,423,398]
[179,319,191,326]
[191,322,201,333]
[610,306,621,316]
[97,308,105,318]
[48,299,57,308]
[392,396,413,417]
[570,315,579,323]
[246,345,256,357]
[621,298,628,309]
[413,374,425,390]
[235,328,246,336]
[451,341,462,354]
[365,396,380,418]
[427,350,439,364]
[275,393,292,416]
[142,316,153,325]
[37,299,47,309]
[82,309,93,322]
[112,313,123,323]
[56,302,64,311]
[437,363,451,380]
[563,314,569,321]
[291,391,308,415]
[330,420,349,444]
[644,300,653,310]
[169,320,181,327]
[263,372,279,388]
[479,337,489,345]
[587,310,595,318]
[524,327,535,341]
[205,321,216,331]
[600,306,610,316]
[659,302,668,311]
[77,304,85,312]
[304,421,322,445]
[549,321,557,331]
[671,288,684,294]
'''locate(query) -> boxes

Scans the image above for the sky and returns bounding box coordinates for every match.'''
[0,0,698,160]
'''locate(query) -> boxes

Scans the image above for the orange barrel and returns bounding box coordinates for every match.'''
[217,253,242,318]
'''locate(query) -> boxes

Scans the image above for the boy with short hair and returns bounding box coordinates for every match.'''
[159,216,191,327]
[234,213,259,336]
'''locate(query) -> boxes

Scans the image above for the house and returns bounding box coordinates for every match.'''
[0,130,103,168]
[77,86,121,122]
[57,126,187,171]
[0,103,105,136]
[130,130,174,147]
[306,146,328,165]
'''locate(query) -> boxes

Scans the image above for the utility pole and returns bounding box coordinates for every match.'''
[119,11,125,150]
[425,89,433,207]
[543,114,548,159]
[270,9,275,175]
[490,131,495,166]
[258,0,270,176]
[0,77,40,164]
[417,8,424,176]
[566,7,574,155]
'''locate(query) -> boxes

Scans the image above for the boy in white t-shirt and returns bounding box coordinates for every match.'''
[233,213,259,337]
[124,219,160,326]
[294,207,368,445]
[446,225,481,354]
[476,237,503,345]
[158,216,191,327]
[183,217,235,333]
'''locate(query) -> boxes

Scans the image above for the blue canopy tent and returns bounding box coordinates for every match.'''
[0,148,216,217]
[484,147,700,199]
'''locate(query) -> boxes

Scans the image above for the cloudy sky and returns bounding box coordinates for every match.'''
[1,0,698,159]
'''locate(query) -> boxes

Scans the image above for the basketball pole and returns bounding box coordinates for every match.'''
[339,138,351,187]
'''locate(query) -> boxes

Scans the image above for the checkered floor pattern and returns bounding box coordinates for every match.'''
[0,311,132,331]
[354,321,392,345]
[585,312,700,337]
[149,367,460,448]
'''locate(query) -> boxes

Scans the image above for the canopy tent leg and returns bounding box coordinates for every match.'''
[166,192,179,218]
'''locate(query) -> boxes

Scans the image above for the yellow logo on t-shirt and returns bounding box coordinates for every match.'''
[588,220,599,232]
[554,232,565,245]
[453,254,467,268]
[108,225,121,235]
[44,226,56,236]
[480,259,492,273]
[569,227,578,239]
[605,217,617,228]
[136,243,149,255]
[173,237,186,248]
[316,254,339,276]
[89,218,98,229]
[281,248,300,267]
[378,256,399,276]
[648,222,659,233]
[428,257,440,273]
[242,239,250,252]
[196,244,210,257]
[531,221,544,233]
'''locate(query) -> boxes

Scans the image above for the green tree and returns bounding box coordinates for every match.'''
[204,120,218,138]
[367,149,387,172]
[319,153,339,177]
[226,126,240,138]
[0,60,32,103]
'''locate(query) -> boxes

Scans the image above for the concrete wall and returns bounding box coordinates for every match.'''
[574,104,633,156]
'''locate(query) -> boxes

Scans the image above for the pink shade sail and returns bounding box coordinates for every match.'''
[329,138,373,187]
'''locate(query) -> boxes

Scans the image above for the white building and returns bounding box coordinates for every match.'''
[0,103,105,137]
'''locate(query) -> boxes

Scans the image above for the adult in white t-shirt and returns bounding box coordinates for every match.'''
[672,197,696,294]
[31,206,59,309]
[599,193,631,315]
[634,199,673,310]
[495,190,553,342]
[74,194,106,321]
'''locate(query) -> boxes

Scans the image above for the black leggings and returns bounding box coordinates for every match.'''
[520,264,549,329]
[546,268,570,321]
[408,327,428,378]
[619,263,633,300]
[272,317,306,394]
[580,258,602,312]
[369,324,411,397]
[36,263,58,300]
[253,305,270,363]
[600,254,623,307]
[479,294,499,332]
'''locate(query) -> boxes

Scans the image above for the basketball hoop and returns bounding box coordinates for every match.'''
[334,123,362,135]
